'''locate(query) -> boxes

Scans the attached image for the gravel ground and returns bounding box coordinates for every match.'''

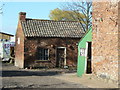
[1,62,88,89]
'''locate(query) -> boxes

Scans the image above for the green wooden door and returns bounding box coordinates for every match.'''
[77,55,85,76]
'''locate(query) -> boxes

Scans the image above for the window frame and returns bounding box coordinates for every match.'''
[36,48,49,61]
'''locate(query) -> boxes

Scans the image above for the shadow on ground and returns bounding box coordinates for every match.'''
[1,62,77,77]
[1,70,63,77]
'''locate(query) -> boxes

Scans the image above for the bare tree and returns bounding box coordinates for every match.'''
[62,0,92,32]
[0,2,4,32]
[0,2,4,14]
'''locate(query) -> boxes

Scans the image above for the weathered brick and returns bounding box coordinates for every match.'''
[24,37,80,68]
[15,21,25,68]
[92,1,119,84]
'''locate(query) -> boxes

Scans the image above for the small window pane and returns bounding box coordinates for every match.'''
[80,48,85,56]
[37,48,49,60]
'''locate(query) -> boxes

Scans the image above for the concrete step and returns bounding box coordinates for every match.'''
[82,74,95,80]
[82,74,93,77]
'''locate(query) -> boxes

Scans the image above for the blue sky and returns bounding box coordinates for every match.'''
[1,2,64,35]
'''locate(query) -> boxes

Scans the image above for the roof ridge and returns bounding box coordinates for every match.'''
[25,18,79,22]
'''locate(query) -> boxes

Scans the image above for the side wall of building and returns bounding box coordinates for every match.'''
[0,33,12,40]
[118,2,120,86]
[92,2,119,83]
[15,21,25,68]
[24,37,80,68]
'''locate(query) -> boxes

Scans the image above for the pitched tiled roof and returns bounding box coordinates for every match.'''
[21,19,85,38]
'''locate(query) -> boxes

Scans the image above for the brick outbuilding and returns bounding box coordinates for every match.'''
[15,12,85,69]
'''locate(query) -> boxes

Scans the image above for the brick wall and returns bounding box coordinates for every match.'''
[92,1,119,83]
[15,21,25,68]
[118,1,120,86]
[24,37,80,68]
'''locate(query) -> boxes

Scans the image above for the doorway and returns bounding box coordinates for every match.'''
[86,42,92,74]
[56,47,66,68]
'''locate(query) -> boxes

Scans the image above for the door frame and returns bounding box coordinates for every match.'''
[85,42,88,72]
[56,47,66,66]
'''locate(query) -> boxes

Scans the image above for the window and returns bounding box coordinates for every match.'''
[18,38,20,44]
[37,48,49,60]
[80,48,85,56]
